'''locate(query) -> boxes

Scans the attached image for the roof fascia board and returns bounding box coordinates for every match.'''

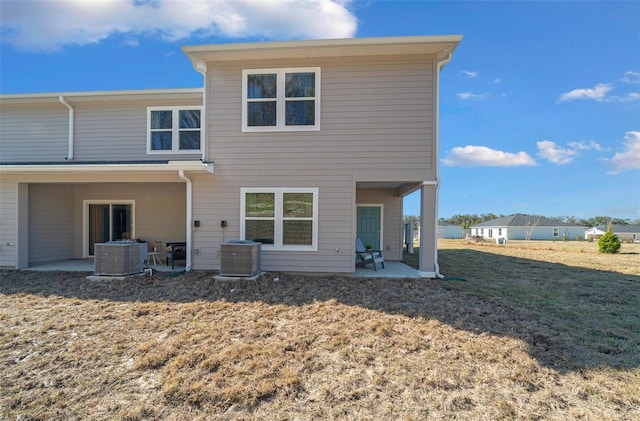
[182,35,463,63]
[0,160,213,174]
[0,88,203,104]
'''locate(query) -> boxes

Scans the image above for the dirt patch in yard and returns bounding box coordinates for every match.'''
[1,241,639,420]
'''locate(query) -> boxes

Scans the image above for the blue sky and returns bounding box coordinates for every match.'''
[1,0,639,221]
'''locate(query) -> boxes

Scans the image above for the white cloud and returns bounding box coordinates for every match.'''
[493,78,502,84]
[605,131,640,174]
[620,92,640,102]
[567,140,602,151]
[621,71,640,84]
[442,145,536,167]
[536,140,578,164]
[460,70,478,78]
[0,0,357,51]
[558,83,613,102]
[558,74,640,103]
[456,92,490,101]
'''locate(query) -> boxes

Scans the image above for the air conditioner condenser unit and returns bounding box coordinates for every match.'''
[220,240,261,277]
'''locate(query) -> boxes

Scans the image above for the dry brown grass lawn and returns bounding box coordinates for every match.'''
[1,239,639,420]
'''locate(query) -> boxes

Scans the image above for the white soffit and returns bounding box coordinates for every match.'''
[183,35,463,63]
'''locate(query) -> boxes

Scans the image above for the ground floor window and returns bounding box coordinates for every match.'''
[241,188,318,251]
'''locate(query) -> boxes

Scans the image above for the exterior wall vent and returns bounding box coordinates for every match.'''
[220,240,261,277]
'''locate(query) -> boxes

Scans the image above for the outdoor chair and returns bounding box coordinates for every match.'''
[166,242,186,269]
[355,238,385,271]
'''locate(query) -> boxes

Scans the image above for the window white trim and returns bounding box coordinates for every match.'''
[242,67,321,132]
[240,187,319,251]
[82,200,135,258]
[147,106,203,154]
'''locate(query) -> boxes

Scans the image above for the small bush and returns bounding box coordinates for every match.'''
[598,230,621,254]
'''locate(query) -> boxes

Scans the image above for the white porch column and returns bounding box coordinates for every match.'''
[419,183,437,278]
[16,183,29,269]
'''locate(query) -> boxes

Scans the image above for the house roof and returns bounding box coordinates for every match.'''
[471,214,580,228]
[594,225,640,233]
[183,35,463,65]
[0,88,203,104]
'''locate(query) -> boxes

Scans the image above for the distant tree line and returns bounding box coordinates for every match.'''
[527,215,640,226]
[549,216,640,226]
[438,214,502,229]
[403,213,502,230]
[401,214,640,228]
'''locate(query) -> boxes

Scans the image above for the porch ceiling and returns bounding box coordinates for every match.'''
[356,181,421,197]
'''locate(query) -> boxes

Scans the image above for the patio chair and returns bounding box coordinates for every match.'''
[166,242,186,269]
[355,238,385,271]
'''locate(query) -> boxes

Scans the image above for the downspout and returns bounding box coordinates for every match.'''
[191,60,208,164]
[58,96,74,160]
[432,52,453,279]
[178,170,193,271]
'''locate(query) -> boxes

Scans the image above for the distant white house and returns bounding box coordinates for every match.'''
[585,225,640,242]
[584,227,605,241]
[470,214,585,241]
[438,222,463,239]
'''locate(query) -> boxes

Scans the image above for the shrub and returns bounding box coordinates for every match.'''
[598,230,621,254]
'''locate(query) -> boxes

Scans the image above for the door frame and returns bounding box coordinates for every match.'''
[356,203,384,251]
[83,200,136,257]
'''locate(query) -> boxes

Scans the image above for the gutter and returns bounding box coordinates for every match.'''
[58,96,74,160]
[178,170,193,271]
[432,52,454,280]
[191,60,208,164]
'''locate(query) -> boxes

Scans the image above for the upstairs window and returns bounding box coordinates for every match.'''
[242,68,320,132]
[147,106,202,153]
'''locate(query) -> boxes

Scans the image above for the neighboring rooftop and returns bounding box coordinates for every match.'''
[472,214,581,228]
[592,225,640,233]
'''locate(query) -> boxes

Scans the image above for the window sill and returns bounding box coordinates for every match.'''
[147,150,202,155]
[260,245,318,252]
[242,126,320,133]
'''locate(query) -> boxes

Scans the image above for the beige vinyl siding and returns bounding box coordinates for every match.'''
[189,54,436,272]
[189,170,355,273]
[29,184,75,264]
[73,103,148,160]
[1,96,202,163]
[73,98,202,161]
[207,55,435,177]
[0,104,69,162]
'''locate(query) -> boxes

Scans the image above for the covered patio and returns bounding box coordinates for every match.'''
[21,258,420,278]
[22,258,186,273]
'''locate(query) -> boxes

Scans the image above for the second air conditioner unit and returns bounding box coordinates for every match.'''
[220,240,261,277]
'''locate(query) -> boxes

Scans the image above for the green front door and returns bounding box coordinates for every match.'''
[357,206,381,251]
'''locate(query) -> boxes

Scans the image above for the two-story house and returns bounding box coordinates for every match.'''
[0,35,461,277]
